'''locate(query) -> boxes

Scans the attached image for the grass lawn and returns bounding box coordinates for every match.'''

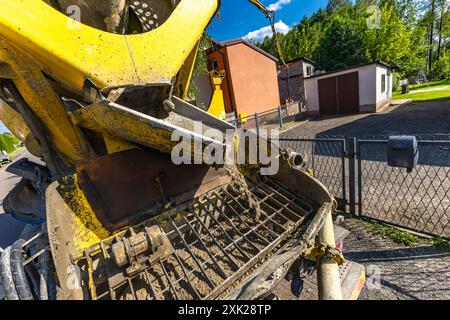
[408,78,450,90]
[8,147,26,159]
[393,78,450,102]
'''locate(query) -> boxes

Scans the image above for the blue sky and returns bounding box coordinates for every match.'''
[208,0,329,42]
[0,122,7,133]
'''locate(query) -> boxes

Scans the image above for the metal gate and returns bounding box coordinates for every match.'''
[357,138,450,239]
[279,136,450,240]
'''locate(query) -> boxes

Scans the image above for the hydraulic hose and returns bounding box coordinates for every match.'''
[8,224,55,300]
[23,232,43,299]
[25,260,41,299]
[0,247,19,300]
[10,239,34,300]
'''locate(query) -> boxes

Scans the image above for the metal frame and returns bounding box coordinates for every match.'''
[229,103,303,132]
[357,138,450,240]
[78,179,315,300]
[276,136,450,240]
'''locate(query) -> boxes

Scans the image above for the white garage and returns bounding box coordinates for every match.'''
[304,61,398,115]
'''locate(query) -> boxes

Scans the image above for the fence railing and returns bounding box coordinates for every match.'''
[277,135,450,240]
[228,102,304,134]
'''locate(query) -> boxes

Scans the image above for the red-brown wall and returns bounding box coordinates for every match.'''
[207,49,234,113]
[225,43,280,116]
[207,42,281,117]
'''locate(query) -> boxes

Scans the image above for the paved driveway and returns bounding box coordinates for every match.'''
[0,151,29,248]
[283,100,450,138]
[342,218,450,300]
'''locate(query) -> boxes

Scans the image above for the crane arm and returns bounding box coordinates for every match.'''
[247,0,288,68]
[248,0,271,17]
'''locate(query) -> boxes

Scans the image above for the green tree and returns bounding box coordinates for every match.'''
[431,54,450,79]
[254,0,449,80]
[317,12,370,70]
[0,133,19,153]
[366,2,412,64]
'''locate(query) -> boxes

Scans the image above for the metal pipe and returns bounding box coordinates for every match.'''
[254,113,260,136]
[38,224,51,300]
[348,137,357,216]
[317,211,343,300]
[278,106,284,128]
[286,67,292,101]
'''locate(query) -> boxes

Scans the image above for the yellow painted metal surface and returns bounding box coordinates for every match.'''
[0,39,95,162]
[175,41,200,100]
[239,112,248,124]
[0,1,247,297]
[0,99,30,141]
[0,0,219,94]
[71,102,177,155]
[57,175,111,257]
[207,71,226,119]
[103,134,137,154]
[0,99,42,157]
[349,271,366,300]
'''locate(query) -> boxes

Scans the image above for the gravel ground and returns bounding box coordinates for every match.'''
[341,218,450,300]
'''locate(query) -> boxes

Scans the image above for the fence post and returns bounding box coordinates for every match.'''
[278,106,284,128]
[340,140,347,213]
[254,113,260,136]
[357,140,362,218]
[348,137,358,216]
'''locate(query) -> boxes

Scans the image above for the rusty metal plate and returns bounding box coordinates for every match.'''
[76,149,230,231]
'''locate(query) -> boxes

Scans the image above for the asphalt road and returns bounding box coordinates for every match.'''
[283,100,450,138]
[0,151,28,248]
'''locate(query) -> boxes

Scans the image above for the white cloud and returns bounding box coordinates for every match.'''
[267,0,292,12]
[243,20,291,43]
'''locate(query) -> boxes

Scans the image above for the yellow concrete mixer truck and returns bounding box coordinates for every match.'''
[0,0,346,300]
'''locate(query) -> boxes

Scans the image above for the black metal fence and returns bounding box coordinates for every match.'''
[279,138,347,210]
[278,136,450,240]
[358,138,450,239]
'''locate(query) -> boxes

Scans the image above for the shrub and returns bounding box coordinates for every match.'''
[0,133,19,153]
[431,55,450,80]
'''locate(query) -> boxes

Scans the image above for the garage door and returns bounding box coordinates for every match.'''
[318,76,338,115]
[318,72,359,115]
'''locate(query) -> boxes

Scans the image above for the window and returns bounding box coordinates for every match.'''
[210,59,218,71]
[381,74,386,93]
[306,65,313,77]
